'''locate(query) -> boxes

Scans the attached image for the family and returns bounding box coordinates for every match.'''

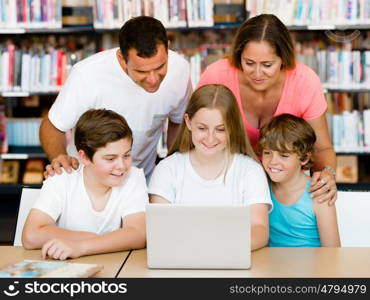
[22,14,340,260]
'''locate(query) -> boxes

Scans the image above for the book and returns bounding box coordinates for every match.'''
[0,103,7,153]
[22,159,45,184]
[0,259,103,278]
[336,155,358,183]
[1,160,20,183]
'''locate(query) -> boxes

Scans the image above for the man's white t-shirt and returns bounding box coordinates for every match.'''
[149,152,272,208]
[32,166,148,235]
[48,49,192,178]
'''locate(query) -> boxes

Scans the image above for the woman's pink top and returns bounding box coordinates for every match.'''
[197,59,327,147]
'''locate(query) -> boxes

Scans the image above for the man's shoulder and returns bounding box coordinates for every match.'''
[72,48,117,72]
[168,50,190,69]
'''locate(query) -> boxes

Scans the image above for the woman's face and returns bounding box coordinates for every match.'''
[240,41,283,91]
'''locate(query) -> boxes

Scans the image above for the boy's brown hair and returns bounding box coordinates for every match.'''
[75,109,133,161]
[258,114,316,169]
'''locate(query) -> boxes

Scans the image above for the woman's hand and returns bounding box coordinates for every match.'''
[309,169,337,206]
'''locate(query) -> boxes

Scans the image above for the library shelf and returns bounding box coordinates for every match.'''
[0,27,95,35]
[336,152,370,156]
[337,183,370,192]
[0,153,47,160]
[1,91,59,97]
[288,24,370,31]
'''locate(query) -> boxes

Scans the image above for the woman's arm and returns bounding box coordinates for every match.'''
[306,114,337,205]
[41,212,146,260]
[250,203,269,251]
[313,201,341,247]
[22,209,98,249]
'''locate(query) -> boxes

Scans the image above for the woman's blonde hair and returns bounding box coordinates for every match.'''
[168,84,257,161]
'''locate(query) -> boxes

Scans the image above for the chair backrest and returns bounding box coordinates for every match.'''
[336,191,370,247]
[13,188,41,246]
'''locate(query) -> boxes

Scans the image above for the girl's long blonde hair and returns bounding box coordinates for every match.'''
[168,84,257,161]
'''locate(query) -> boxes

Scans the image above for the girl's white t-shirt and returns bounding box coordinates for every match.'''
[149,152,272,208]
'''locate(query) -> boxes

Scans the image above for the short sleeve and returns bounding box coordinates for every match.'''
[121,168,149,219]
[243,162,272,211]
[148,156,176,203]
[48,66,93,132]
[32,175,65,221]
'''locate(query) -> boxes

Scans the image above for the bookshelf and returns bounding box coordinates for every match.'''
[0,0,370,195]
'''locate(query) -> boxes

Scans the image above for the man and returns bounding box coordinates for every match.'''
[40,16,192,179]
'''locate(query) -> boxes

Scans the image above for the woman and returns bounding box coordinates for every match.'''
[198,14,337,205]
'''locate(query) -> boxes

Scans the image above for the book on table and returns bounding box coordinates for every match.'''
[0,260,103,278]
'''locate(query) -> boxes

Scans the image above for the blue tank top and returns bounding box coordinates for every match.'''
[269,180,321,247]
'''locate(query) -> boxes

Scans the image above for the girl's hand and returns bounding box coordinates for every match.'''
[41,239,84,260]
[309,169,337,206]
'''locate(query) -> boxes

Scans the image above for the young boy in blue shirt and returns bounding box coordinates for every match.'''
[259,114,340,247]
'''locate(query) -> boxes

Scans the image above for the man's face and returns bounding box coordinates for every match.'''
[118,44,168,93]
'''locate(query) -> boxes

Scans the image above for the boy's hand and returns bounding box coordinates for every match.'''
[309,170,337,206]
[41,238,84,260]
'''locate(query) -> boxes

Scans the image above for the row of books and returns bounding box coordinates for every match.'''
[5,118,42,147]
[326,92,370,113]
[5,110,369,155]
[317,50,370,87]
[0,0,62,29]
[186,43,230,87]
[326,92,370,152]
[0,159,45,184]
[0,42,93,93]
[246,0,370,26]
[328,109,370,153]
[93,0,214,28]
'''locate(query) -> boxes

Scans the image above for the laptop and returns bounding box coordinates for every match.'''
[146,204,251,269]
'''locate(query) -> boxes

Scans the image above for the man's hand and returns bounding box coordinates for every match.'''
[44,154,79,178]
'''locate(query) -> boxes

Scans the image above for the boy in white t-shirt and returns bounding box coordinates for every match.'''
[22,109,148,260]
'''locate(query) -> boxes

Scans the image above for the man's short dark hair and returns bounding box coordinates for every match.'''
[119,16,168,62]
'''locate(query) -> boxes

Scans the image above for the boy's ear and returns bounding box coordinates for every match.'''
[78,150,91,166]
[184,113,191,131]
[300,152,311,167]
